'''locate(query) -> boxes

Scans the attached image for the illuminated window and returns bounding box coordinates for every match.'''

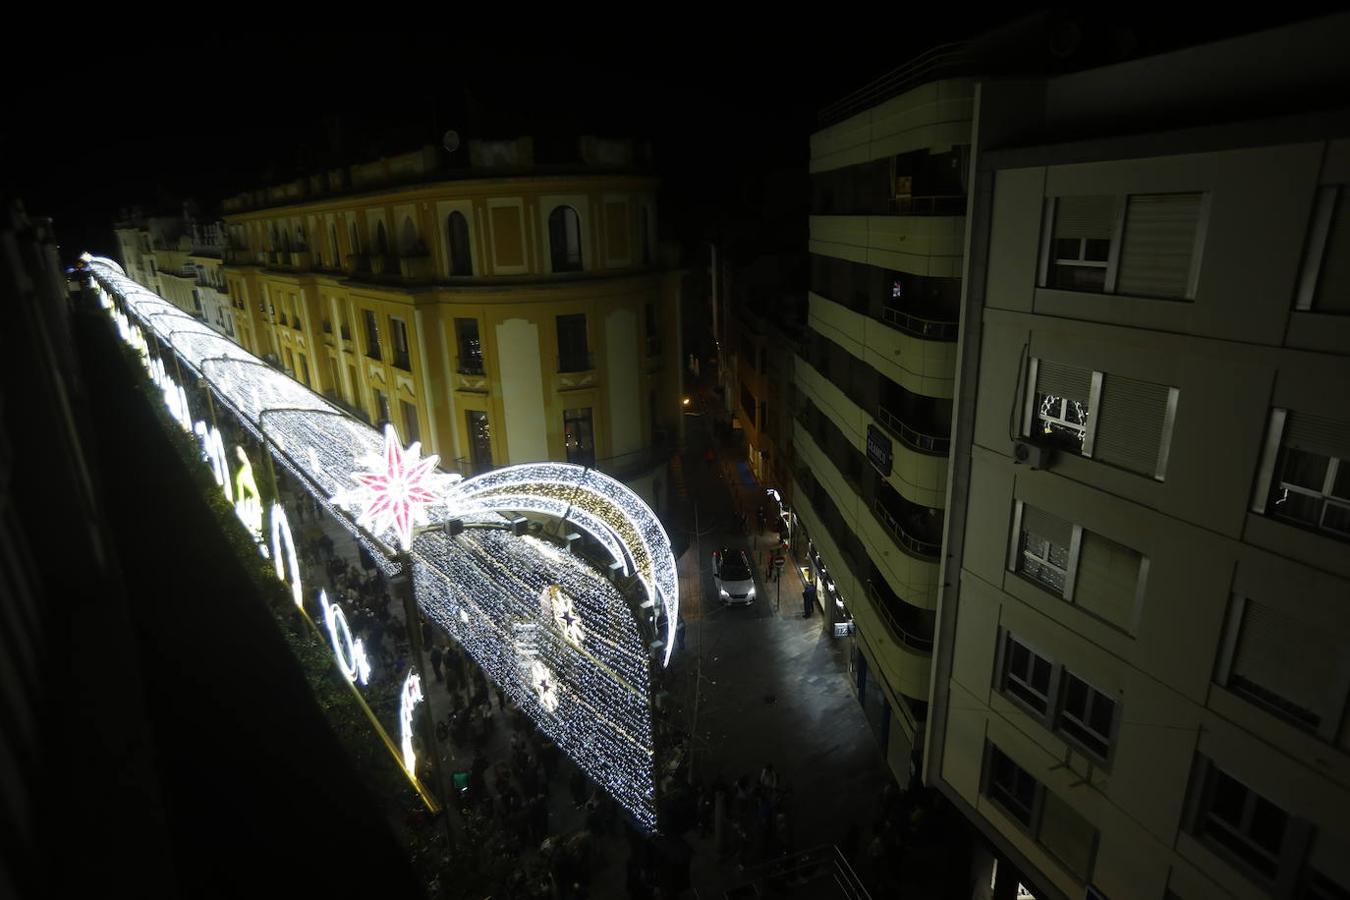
[466,410,492,472]
[455,318,483,374]
[1027,359,1095,454]
[564,408,595,467]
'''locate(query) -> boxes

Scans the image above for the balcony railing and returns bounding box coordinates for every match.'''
[880,306,959,341]
[875,405,950,455]
[346,253,370,274]
[818,40,973,126]
[889,194,967,216]
[558,352,594,374]
[399,253,435,281]
[866,580,933,653]
[871,496,941,559]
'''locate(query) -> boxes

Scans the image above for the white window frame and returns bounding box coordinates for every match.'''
[1056,670,1119,765]
[1000,631,1057,717]
[1039,192,1208,300]
[983,742,1044,832]
[1189,759,1307,891]
[1022,358,1102,458]
[1273,453,1350,538]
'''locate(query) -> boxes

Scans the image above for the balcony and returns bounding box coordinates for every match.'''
[289,250,313,269]
[876,404,949,454]
[879,306,958,341]
[370,255,398,276]
[871,495,941,559]
[399,253,435,281]
[345,253,371,274]
[225,247,253,265]
[889,194,967,216]
[558,352,594,374]
[866,580,933,653]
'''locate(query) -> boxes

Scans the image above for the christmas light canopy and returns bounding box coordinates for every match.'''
[88,259,671,834]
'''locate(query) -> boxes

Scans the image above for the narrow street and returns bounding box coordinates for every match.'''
[660,366,894,889]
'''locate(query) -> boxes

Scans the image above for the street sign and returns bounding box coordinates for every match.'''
[772,554,785,570]
[833,621,855,638]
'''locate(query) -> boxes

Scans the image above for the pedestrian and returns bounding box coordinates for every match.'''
[429,644,443,682]
[802,582,816,619]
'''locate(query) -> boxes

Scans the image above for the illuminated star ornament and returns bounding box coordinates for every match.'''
[542,584,585,647]
[336,424,460,551]
[531,660,561,713]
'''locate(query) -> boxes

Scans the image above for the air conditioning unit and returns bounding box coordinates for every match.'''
[1012,440,1053,469]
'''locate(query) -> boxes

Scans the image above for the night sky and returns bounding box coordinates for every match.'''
[5,13,1325,266]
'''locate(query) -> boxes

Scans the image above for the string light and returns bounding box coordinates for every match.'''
[320,590,372,685]
[270,502,302,608]
[399,670,424,775]
[90,260,667,833]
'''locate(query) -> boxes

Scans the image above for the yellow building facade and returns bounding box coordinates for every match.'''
[220,142,683,509]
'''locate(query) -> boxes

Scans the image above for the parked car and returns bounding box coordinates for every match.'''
[712,547,755,605]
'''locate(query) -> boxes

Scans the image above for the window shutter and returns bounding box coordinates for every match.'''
[1036,360,1092,405]
[1116,193,1203,299]
[1074,531,1141,632]
[1021,504,1072,548]
[1232,600,1342,726]
[1054,196,1117,241]
[1039,791,1096,879]
[1316,187,1350,313]
[1285,411,1350,460]
[1094,376,1173,476]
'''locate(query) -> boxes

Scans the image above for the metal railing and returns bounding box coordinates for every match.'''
[871,495,941,559]
[875,405,950,454]
[879,306,959,341]
[732,845,871,900]
[557,352,593,374]
[866,580,934,653]
[818,41,973,127]
[889,193,968,216]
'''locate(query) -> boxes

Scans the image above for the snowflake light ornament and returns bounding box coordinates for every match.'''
[334,424,461,551]
[541,583,585,647]
[531,660,561,713]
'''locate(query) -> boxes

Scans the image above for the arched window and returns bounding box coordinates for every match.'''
[375,220,389,257]
[329,223,339,268]
[447,212,472,276]
[548,206,583,273]
[399,217,420,256]
[349,221,361,255]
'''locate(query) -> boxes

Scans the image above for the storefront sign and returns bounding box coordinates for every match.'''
[866,424,892,477]
[833,621,855,638]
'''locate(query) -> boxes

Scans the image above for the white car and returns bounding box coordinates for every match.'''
[712,547,755,605]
